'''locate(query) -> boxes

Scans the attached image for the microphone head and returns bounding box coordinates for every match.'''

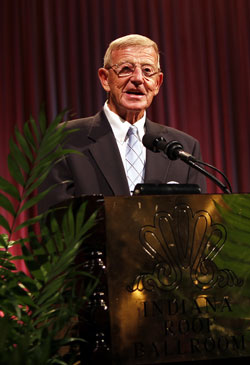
[165,140,183,160]
[142,133,166,152]
[143,133,184,160]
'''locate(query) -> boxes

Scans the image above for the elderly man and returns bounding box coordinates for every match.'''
[38,34,206,212]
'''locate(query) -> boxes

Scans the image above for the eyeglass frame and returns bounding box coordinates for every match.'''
[106,62,162,79]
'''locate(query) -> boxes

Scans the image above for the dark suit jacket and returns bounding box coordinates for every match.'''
[38,109,206,212]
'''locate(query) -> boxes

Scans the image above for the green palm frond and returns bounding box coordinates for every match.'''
[215,194,250,244]
[6,108,79,222]
[214,194,250,297]
[0,108,98,364]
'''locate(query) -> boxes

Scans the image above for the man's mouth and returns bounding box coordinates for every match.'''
[126,90,144,96]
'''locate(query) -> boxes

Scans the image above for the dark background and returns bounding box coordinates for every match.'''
[1,0,250,193]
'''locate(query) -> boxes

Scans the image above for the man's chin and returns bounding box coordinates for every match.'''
[121,99,147,111]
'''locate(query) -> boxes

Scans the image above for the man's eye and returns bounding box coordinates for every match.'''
[120,66,133,73]
[143,66,154,74]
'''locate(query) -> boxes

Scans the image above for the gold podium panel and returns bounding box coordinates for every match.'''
[103,194,250,364]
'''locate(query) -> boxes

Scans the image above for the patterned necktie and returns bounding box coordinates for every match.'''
[125,126,144,193]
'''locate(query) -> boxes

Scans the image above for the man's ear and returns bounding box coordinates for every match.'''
[153,72,164,96]
[98,68,110,92]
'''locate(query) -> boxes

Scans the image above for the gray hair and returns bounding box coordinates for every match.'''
[103,34,161,69]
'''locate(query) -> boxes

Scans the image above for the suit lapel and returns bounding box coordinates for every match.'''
[144,119,171,183]
[85,112,173,193]
[87,111,130,195]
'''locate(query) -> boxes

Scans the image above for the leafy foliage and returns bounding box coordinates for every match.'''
[214,194,250,263]
[216,194,250,245]
[214,194,250,301]
[0,109,97,364]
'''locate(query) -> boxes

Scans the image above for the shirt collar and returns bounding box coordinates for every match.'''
[103,101,146,143]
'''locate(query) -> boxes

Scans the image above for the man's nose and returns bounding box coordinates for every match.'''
[130,66,144,83]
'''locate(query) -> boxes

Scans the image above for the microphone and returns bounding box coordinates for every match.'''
[142,133,232,194]
[142,134,197,162]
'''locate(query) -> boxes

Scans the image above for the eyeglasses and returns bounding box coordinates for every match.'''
[107,62,161,79]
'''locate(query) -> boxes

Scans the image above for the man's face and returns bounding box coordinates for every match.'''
[98,46,163,122]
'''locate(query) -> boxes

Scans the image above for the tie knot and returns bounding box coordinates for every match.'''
[127,125,138,137]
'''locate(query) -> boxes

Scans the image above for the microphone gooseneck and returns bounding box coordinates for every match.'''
[142,133,232,194]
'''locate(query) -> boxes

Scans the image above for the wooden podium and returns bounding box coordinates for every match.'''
[69,194,250,364]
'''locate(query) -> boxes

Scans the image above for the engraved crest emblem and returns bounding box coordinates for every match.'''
[128,204,243,292]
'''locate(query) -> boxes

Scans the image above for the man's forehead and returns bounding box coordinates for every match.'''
[111,46,158,63]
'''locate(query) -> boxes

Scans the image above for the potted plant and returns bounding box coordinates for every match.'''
[0,109,97,364]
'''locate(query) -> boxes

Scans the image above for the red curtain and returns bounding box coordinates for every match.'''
[0,0,250,265]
